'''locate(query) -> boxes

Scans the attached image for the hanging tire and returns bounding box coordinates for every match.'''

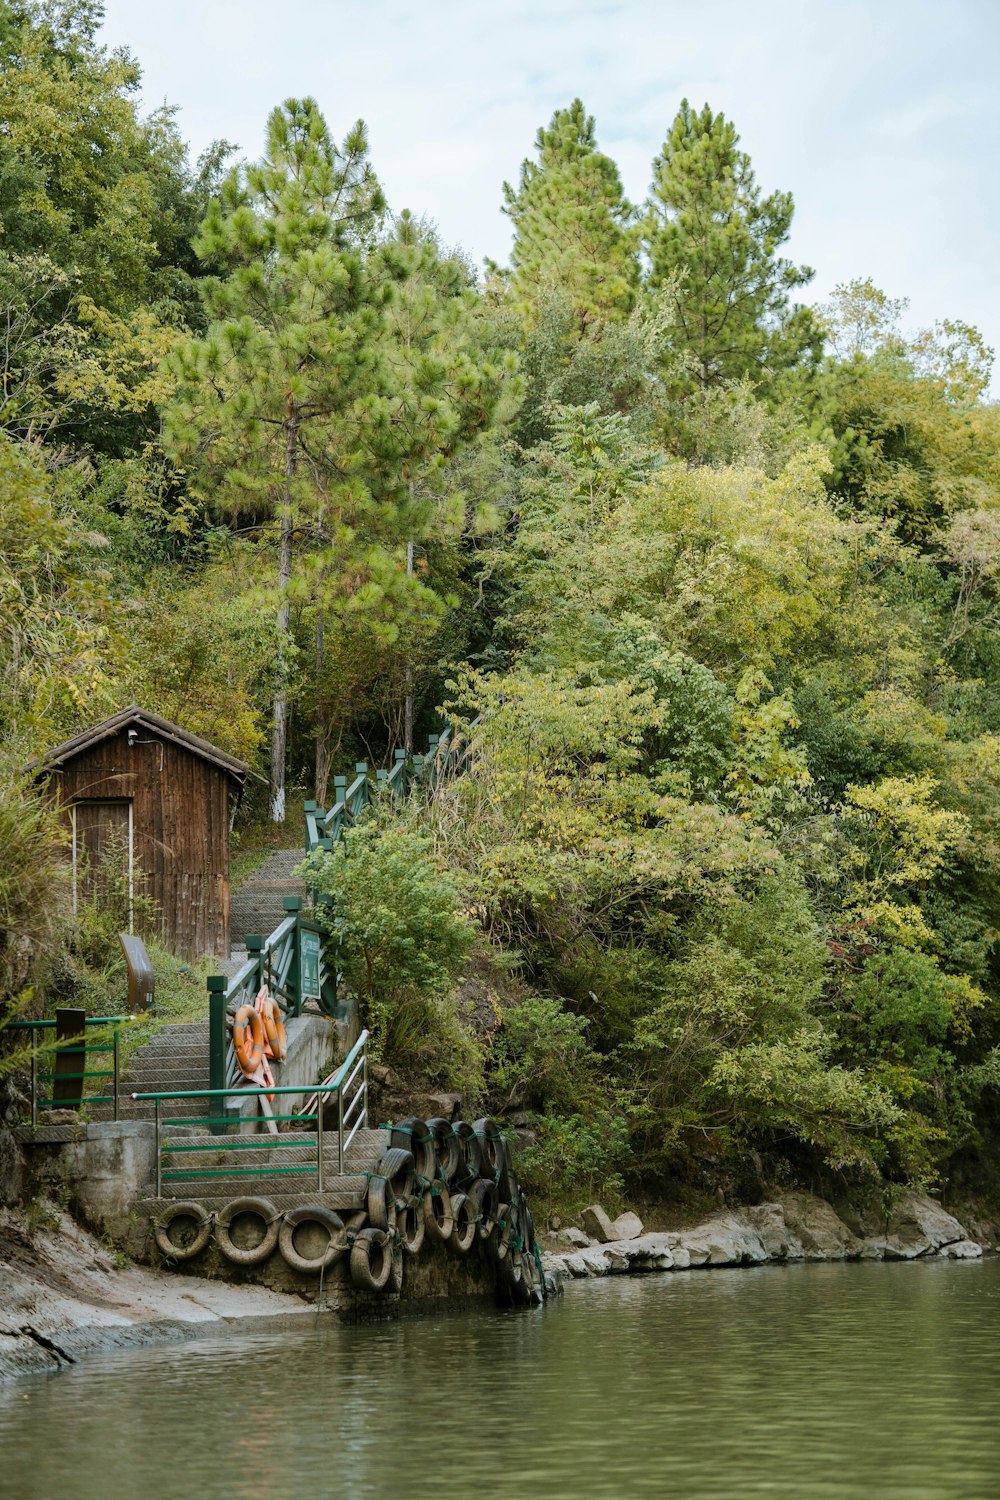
[491,1203,512,1262]
[505,1201,522,1255]
[390,1118,436,1181]
[473,1118,504,1180]
[502,1245,524,1289]
[397,1198,426,1255]
[453,1121,482,1185]
[425,1117,461,1184]
[376,1147,415,1206]
[467,1177,499,1240]
[423,1183,454,1244]
[366,1174,397,1233]
[350,1227,392,1291]
[389,1236,404,1293]
[214,1197,279,1267]
[278,1206,346,1274]
[497,1148,517,1204]
[450,1192,477,1254]
[153,1201,212,1262]
[517,1190,535,1253]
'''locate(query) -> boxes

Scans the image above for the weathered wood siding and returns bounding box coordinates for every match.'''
[47,727,232,960]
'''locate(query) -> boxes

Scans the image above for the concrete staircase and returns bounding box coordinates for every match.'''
[140,1126,389,1220]
[230,848,308,947]
[94,1021,213,1122]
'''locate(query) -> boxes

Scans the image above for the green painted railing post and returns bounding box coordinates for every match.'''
[245,933,264,993]
[283,896,302,1016]
[207,976,227,1136]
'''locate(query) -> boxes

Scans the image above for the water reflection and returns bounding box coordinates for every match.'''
[2,1260,998,1499]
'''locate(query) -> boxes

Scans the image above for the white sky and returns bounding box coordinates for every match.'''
[99,0,1000,365]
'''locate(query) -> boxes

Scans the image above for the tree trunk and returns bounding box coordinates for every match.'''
[403,536,414,753]
[314,605,326,798]
[269,410,297,822]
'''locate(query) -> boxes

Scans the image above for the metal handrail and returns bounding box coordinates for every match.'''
[133,1029,368,1195]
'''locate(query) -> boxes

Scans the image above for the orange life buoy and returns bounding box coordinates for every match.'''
[254,984,287,1063]
[262,997,288,1062]
[233,1004,266,1077]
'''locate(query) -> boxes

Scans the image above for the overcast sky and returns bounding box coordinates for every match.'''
[99,0,999,365]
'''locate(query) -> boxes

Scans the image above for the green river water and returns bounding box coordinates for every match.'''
[1,1258,998,1499]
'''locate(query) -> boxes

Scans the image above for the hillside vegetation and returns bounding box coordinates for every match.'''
[3,2,999,1211]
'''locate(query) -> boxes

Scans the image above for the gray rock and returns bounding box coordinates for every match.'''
[938,1238,982,1259]
[581,1204,617,1244]
[611,1211,644,1240]
[882,1191,970,1256]
[674,1212,768,1268]
[745,1203,805,1262]
[427,1093,462,1121]
[580,1249,611,1275]
[559,1227,592,1248]
[563,1253,592,1278]
[781,1193,862,1260]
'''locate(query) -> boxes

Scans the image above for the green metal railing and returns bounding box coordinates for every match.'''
[7,1015,137,1127]
[134,1028,369,1196]
[205,895,340,1117]
[304,717,479,855]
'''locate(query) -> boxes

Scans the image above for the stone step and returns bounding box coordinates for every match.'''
[141,1128,389,1199]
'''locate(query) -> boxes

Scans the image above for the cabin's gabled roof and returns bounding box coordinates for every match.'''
[30,705,249,784]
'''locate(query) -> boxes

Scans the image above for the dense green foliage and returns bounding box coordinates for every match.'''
[3,1,999,1209]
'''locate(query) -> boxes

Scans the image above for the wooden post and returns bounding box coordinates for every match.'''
[207,976,227,1136]
[54,1007,86,1110]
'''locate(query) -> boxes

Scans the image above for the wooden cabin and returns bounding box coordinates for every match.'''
[35,707,248,960]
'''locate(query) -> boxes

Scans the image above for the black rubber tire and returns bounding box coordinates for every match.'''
[453,1121,482,1184]
[503,1245,524,1288]
[450,1192,477,1254]
[517,1190,534,1253]
[473,1118,505,1180]
[390,1118,436,1181]
[497,1146,517,1204]
[423,1183,454,1244]
[467,1177,499,1240]
[389,1236,404,1293]
[505,1200,522,1255]
[425,1117,462,1184]
[376,1146,415,1206]
[491,1203,513,1262]
[214,1197,280,1267]
[154,1201,212,1262]
[350,1226,392,1291]
[397,1199,426,1255]
[278,1205,346,1274]
[366,1173,397,1233]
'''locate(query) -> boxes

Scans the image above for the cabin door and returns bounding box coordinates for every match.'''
[71,799,134,931]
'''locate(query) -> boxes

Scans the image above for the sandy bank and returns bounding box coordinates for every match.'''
[0,1205,316,1383]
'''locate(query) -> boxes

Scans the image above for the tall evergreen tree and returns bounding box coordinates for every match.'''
[502,100,639,332]
[164,98,413,821]
[644,100,816,399]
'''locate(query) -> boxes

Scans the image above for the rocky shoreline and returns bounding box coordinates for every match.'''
[2,1188,991,1385]
[541,1190,988,1281]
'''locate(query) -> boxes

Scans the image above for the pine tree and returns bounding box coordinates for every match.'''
[645,100,816,399]
[502,100,639,332]
[164,98,410,821]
